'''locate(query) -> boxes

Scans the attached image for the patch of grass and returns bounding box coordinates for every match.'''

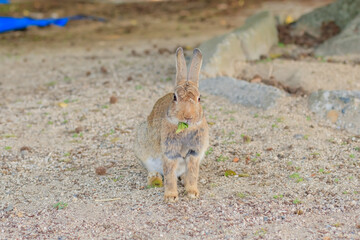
[271,124,278,128]
[216,155,228,162]
[334,178,339,183]
[289,173,304,183]
[53,202,68,210]
[237,193,246,198]
[253,113,259,118]
[63,76,72,83]
[3,134,16,138]
[72,132,83,138]
[4,146,12,150]
[303,135,309,140]
[64,152,70,157]
[205,147,213,156]
[135,85,143,90]
[47,121,54,125]
[273,194,283,199]
[111,176,124,182]
[306,116,311,121]
[278,42,285,48]
[349,154,355,159]
[102,105,109,109]
[293,198,301,205]
[254,228,267,237]
[355,147,360,152]
[276,117,284,123]
[46,81,57,87]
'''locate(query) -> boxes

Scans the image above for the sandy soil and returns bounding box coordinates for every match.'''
[1,0,360,239]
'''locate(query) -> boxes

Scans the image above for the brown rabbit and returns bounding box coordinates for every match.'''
[135,47,209,202]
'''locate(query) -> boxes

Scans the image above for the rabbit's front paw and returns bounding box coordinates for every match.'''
[164,191,178,202]
[186,188,199,199]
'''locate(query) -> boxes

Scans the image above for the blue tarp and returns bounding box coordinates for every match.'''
[0,15,105,33]
[0,17,68,33]
[0,0,10,4]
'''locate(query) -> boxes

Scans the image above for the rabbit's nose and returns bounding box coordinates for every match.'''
[184,116,192,122]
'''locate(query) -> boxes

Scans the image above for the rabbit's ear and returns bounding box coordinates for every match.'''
[175,47,187,85]
[188,48,202,87]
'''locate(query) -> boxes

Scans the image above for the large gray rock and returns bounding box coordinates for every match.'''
[292,0,360,38]
[199,77,285,110]
[315,14,360,56]
[199,11,278,77]
[309,90,360,134]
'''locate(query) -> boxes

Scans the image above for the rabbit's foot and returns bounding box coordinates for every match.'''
[164,191,178,202]
[186,188,199,199]
[147,172,163,188]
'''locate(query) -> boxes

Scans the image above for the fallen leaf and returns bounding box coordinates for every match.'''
[75,126,83,133]
[20,146,32,152]
[149,177,163,188]
[100,66,108,74]
[110,137,120,143]
[238,173,250,177]
[294,209,303,215]
[245,156,250,165]
[110,96,118,104]
[266,148,273,151]
[58,102,68,108]
[224,170,236,177]
[285,15,294,25]
[233,157,239,163]
[250,75,262,83]
[95,167,107,175]
[242,135,251,143]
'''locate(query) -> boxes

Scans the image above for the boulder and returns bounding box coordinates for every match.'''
[199,11,278,77]
[199,76,285,110]
[315,14,360,56]
[308,90,360,134]
[292,0,360,38]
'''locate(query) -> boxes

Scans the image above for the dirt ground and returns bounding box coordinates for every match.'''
[1,0,360,239]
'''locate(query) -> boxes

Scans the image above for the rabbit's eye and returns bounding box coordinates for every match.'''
[198,96,201,102]
[173,94,177,102]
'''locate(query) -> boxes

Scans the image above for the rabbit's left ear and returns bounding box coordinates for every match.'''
[188,48,203,87]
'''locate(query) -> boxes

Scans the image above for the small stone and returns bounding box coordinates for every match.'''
[100,66,108,74]
[327,110,339,123]
[110,96,118,104]
[293,134,304,140]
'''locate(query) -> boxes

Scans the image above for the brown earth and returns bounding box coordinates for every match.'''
[1,0,360,239]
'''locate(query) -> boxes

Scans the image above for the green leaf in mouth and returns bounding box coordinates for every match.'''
[176,122,189,134]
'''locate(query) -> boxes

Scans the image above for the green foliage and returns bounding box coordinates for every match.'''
[53,202,68,210]
[176,122,188,134]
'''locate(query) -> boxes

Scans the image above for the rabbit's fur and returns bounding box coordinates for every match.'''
[135,47,209,202]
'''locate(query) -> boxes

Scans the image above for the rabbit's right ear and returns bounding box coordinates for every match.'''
[175,47,187,85]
